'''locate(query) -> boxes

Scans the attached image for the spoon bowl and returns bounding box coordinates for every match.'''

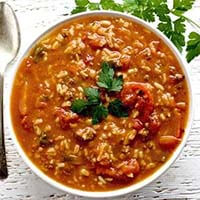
[0,2,20,68]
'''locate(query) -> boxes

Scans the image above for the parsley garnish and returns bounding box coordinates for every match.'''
[71,87,100,115]
[108,99,129,117]
[92,104,108,124]
[97,62,123,92]
[71,99,88,114]
[71,72,127,124]
[72,0,200,62]
[84,88,100,105]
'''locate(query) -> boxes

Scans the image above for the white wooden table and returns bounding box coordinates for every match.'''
[1,0,200,199]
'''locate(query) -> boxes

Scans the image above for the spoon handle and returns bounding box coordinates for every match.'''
[0,75,8,179]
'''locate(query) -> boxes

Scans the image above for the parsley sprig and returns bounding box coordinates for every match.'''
[72,0,200,63]
[71,62,129,124]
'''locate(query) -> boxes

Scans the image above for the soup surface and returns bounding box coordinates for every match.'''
[11,16,189,191]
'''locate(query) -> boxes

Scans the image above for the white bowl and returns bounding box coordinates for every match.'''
[5,11,194,198]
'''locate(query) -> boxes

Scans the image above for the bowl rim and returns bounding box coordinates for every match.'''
[5,10,194,198]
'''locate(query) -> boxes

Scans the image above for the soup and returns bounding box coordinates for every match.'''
[11,16,189,191]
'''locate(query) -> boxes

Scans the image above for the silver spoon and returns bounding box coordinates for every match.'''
[0,2,20,178]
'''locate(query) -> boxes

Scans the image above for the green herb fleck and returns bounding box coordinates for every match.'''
[39,133,50,146]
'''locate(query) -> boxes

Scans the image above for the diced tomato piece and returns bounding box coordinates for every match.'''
[81,32,87,41]
[96,167,116,177]
[83,54,94,65]
[159,135,180,149]
[120,55,131,69]
[121,82,154,122]
[120,159,140,175]
[54,108,79,129]
[21,115,32,131]
[169,74,184,85]
[132,119,143,130]
[96,159,140,181]
[148,114,160,134]
[87,33,107,48]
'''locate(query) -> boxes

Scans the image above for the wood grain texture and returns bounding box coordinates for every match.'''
[1,0,200,199]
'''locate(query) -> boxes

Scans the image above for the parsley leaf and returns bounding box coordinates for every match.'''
[71,0,89,14]
[97,62,114,89]
[171,18,186,52]
[97,62,123,92]
[173,0,195,15]
[158,17,186,52]
[100,0,123,11]
[155,3,170,22]
[155,1,186,52]
[71,88,101,114]
[92,104,108,124]
[75,0,89,7]
[84,88,100,105]
[123,0,156,22]
[108,99,129,117]
[71,99,88,114]
[71,6,87,14]
[111,75,123,92]
[88,3,100,10]
[186,32,200,62]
